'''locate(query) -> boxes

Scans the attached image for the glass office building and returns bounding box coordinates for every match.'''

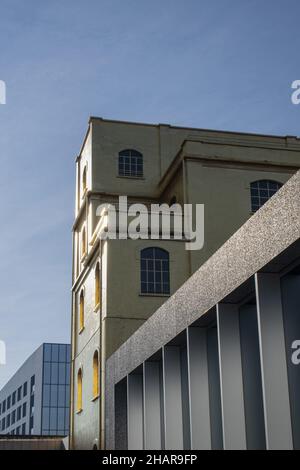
[0,343,71,436]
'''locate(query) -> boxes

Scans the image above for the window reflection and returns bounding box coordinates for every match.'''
[41,344,71,436]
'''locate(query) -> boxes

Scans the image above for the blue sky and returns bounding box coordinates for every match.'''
[0,0,300,387]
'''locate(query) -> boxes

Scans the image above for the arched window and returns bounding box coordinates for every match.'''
[82,166,87,194]
[77,368,83,412]
[95,263,101,309]
[93,351,99,399]
[81,227,86,258]
[141,248,170,295]
[118,149,143,177]
[79,290,84,331]
[250,180,283,212]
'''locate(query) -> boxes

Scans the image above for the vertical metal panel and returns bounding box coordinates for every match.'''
[217,303,247,450]
[239,303,266,449]
[281,273,300,449]
[162,346,184,450]
[143,362,163,450]
[207,326,223,449]
[180,345,191,450]
[127,374,144,450]
[255,272,293,450]
[115,379,128,450]
[187,327,211,449]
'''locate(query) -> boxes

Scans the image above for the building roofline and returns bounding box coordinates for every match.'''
[158,138,300,190]
[88,115,300,141]
[0,343,70,394]
[76,121,92,162]
[74,115,300,163]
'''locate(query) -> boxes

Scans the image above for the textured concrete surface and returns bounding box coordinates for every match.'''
[105,170,300,449]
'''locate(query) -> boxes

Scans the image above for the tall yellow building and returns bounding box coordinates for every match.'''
[70,117,300,449]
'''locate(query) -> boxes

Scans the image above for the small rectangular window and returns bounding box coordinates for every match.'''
[30,375,35,394]
[22,403,26,418]
[118,150,143,178]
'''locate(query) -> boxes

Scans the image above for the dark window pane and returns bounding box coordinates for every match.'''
[57,408,65,430]
[148,283,154,293]
[155,260,161,270]
[30,375,35,394]
[156,248,169,260]
[141,247,170,295]
[65,408,70,430]
[43,385,50,407]
[118,150,143,177]
[250,180,283,212]
[162,260,169,271]
[59,363,66,385]
[66,346,71,363]
[148,260,154,271]
[66,365,71,385]
[43,363,51,384]
[42,407,50,429]
[58,386,65,407]
[260,197,269,204]
[51,345,59,362]
[269,181,281,190]
[44,344,52,362]
[59,345,66,363]
[65,385,70,406]
[51,363,58,384]
[50,385,58,407]
[163,283,170,294]
[155,284,162,294]
[50,408,57,431]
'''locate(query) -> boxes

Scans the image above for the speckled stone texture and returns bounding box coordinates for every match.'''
[105,170,300,449]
